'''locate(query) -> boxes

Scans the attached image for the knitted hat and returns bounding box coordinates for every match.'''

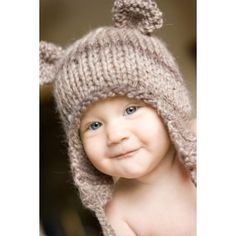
[40,0,196,235]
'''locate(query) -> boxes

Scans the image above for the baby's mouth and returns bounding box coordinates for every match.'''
[112,149,139,160]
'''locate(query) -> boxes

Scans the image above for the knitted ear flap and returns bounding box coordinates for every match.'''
[112,0,163,35]
[40,41,64,85]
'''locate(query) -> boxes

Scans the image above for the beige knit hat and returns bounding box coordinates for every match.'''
[40,0,196,234]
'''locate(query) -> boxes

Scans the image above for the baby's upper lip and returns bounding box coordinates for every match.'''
[111,148,139,159]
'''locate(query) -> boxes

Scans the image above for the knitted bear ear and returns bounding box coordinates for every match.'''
[40,41,64,85]
[112,0,163,35]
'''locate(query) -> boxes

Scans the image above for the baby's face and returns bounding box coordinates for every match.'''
[80,96,172,179]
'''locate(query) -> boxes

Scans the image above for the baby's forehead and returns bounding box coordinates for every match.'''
[80,96,145,118]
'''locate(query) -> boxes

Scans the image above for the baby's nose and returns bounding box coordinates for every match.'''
[106,121,129,145]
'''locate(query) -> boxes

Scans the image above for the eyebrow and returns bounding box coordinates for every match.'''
[126,99,146,106]
[80,114,98,129]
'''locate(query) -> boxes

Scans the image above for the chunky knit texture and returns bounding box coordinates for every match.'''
[40,0,196,235]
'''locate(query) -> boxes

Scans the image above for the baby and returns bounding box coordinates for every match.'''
[40,0,196,235]
[80,96,196,235]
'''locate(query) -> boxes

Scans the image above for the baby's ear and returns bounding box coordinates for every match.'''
[40,41,64,85]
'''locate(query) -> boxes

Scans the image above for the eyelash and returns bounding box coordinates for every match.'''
[86,105,140,131]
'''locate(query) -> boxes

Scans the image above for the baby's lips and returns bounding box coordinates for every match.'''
[111,148,140,159]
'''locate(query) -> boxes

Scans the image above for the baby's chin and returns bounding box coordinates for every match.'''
[116,166,151,180]
[99,166,148,180]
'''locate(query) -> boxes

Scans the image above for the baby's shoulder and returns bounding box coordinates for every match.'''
[104,180,158,235]
[105,187,163,236]
[105,195,137,236]
[105,182,132,219]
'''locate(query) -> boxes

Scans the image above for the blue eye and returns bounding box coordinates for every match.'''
[88,122,102,130]
[125,106,138,115]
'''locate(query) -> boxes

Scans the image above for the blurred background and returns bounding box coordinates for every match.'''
[40,0,196,235]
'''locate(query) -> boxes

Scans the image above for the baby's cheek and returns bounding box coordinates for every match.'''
[83,141,94,160]
[83,141,110,174]
[138,115,170,145]
[83,139,102,161]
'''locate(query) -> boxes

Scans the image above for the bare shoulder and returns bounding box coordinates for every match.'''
[105,196,136,236]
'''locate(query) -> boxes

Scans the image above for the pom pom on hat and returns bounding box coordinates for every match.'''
[112,0,163,34]
[40,41,64,85]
